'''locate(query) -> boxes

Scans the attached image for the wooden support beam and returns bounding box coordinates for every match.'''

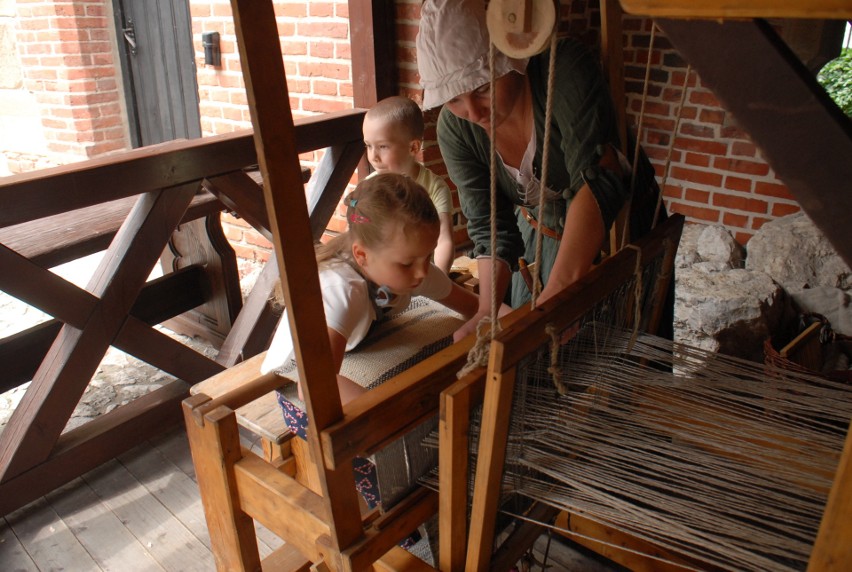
[348,0,397,108]
[229,0,363,553]
[183,398,263,571]
[620,0,852,19]
[0,185,197,481]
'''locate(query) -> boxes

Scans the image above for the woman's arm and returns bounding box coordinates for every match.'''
[538,185,604,305]
[452,256,513,342]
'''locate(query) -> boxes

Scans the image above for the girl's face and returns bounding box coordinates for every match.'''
[352,221,439,294]
[362,116,419,175]
[443,72,525,132]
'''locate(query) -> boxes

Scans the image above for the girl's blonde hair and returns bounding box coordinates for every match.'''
[272,173,439,307]
[317,172,439,264]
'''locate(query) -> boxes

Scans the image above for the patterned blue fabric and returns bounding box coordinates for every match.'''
[275,392,421,551]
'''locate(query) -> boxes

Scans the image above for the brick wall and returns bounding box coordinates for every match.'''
[619,16,800,244]
[190,0,357,267]
[2,0,815,255]
[12,0,127,165]
[410,2,801,247]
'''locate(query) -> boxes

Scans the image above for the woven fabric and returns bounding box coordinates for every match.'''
[276,296,464,391]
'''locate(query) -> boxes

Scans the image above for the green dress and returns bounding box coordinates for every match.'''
[437,38,663,307]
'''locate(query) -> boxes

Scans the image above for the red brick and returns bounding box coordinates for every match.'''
[275,3,306,18]
[734,231,753,245]
[313,80,338,96]
[684,152,710,168]
[688,90,721,107]
[679,123,716,139]
[670,165,723,187]
[309,40,333,58]
[713,157,770,177]
[282,40,308,56]
[751,217,771,231]
[298,22,348,39]
[670,202,720,223]
[245,232,273,249]
[684,188,710,203]
[771,202,800,217]
[698,109,725,125]
[712,193,768,214]
[730,140,758,158]
[722,212,749,228]
[397,23,420,43]
[675,136,728,157]
[754,181,793,200]
[336,42,351,60]
[309,2,334,17]
[724,176,752,192]
[662,183,683,200]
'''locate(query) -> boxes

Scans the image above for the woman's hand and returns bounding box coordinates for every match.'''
[453,308,491,342]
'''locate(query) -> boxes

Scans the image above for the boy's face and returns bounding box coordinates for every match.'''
[362,116,419,175]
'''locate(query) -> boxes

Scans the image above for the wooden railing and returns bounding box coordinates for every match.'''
[0,108,366,516]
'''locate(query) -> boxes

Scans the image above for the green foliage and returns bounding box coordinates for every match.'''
[818,48,852,117]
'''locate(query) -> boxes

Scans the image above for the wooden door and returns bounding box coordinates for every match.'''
[113,0,201,147]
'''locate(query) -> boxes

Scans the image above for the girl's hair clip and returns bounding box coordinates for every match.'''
[347,196,370,224]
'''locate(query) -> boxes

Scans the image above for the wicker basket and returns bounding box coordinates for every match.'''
[764,320,852,384]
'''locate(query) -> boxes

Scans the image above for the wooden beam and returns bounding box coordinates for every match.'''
[809,417,852,571]
[0,110,364,229]
[0,186,197,481]
[347,0,397,108]
[620,0,852,19]
[653,19,852,269]
[229,0,363,552]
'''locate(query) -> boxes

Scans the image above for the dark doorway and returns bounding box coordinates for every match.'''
[112,0,201,147]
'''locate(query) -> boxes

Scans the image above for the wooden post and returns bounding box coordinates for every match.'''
[183,395,261,571]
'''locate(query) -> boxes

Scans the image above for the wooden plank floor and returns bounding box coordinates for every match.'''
[0,426,621,571]
[0,428,284,572]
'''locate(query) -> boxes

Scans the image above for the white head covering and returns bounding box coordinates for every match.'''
[416,0,528,110]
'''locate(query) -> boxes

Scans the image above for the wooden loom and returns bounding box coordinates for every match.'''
[183,0,852,570]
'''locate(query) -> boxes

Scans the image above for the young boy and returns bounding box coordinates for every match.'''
[362,95,455,273]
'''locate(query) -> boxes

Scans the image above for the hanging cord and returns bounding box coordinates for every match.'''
[624,244,644,353]
[530,28,559,309]
[545,323,566,393]
[620,22,657,250]
[653,63,691,229]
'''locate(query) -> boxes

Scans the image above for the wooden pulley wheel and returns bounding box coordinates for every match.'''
[486,0,557,58]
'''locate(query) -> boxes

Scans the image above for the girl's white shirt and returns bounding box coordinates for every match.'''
[260,259,452,375]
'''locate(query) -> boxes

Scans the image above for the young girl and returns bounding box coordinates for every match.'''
[260,172,480,405]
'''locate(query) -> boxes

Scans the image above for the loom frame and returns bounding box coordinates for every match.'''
[182,0,852,570]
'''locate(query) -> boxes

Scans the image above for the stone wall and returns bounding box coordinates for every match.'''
[675,212,852,369]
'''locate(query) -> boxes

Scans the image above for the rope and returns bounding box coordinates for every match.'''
[545,323,565,393]
[653,63,691,229]
[530,28,559,308]
[623,244,643,352]
[621,22,657,249]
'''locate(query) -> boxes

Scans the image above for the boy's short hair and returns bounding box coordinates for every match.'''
[365,96,425,141]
